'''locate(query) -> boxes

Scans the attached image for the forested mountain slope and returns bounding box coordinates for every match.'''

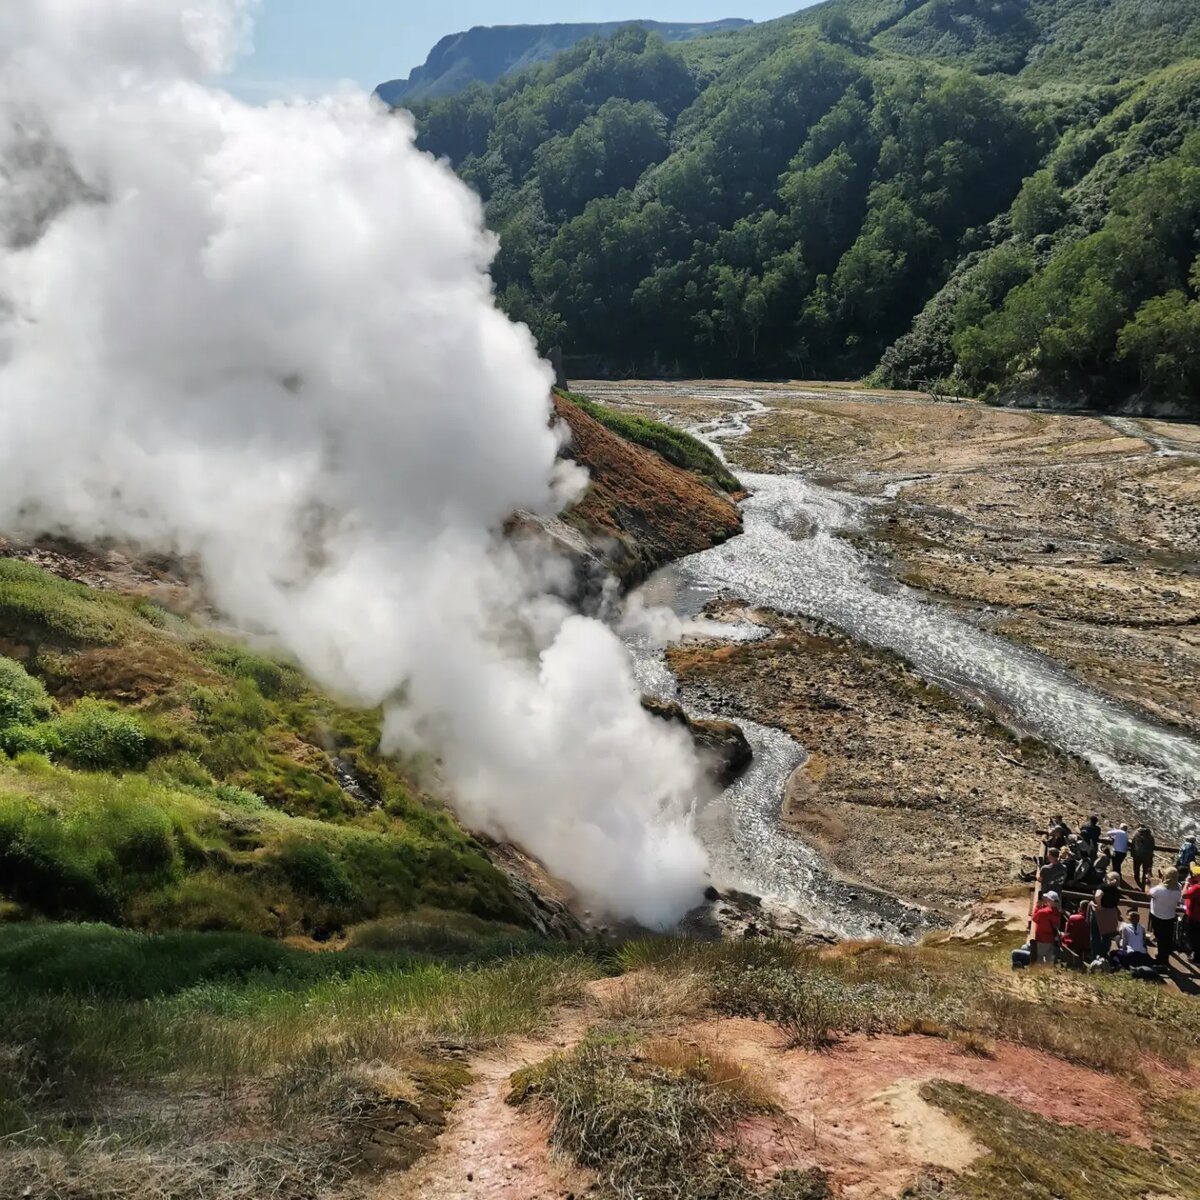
[375,17,753,105]
[395,3,1200,415]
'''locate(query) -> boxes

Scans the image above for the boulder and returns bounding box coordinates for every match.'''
[640,695,752,786]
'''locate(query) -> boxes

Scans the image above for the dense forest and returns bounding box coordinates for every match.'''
[397,0,1200,415]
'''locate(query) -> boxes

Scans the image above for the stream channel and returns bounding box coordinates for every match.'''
[596,384,1200,941]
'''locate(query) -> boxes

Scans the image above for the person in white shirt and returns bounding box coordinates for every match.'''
[1148,872,1183,964]
[1116,909,1149,967]
[1107,824,1130,876]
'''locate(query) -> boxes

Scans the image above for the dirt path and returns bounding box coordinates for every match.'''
[373,1006,596,1200]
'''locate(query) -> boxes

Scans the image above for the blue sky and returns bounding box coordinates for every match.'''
[223,1,810,101]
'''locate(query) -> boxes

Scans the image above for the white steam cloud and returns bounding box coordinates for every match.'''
[0,0,710,925]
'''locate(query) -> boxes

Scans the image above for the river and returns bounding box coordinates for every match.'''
[594,383,1200,938]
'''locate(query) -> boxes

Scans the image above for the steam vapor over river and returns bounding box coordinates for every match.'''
[598,383,1200,940]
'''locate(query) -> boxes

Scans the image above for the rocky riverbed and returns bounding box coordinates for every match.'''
[581,381,1200,922]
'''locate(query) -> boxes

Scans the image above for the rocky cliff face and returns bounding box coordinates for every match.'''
[375,19,752,105]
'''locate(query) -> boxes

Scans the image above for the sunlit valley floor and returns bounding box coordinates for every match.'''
[2,386,1199,1199]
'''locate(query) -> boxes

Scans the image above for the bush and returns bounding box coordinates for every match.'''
[52,700,150,770]
[0,792,182,919]
[514,1037,818,1199]
[0,656,53,731]
[274,842,360,906]
[0,720,63,758]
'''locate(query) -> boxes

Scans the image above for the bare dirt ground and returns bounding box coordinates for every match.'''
[377,988,1163,1200]
[374,1003,598,1200]
[713,1018,1152,1199]
[668,617,1129,915]
[729,395,1200,737]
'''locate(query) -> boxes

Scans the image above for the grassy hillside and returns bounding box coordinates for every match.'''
[404,5,1200,413]
[0,556,526,937]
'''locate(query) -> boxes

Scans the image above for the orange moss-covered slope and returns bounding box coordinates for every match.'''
[553,393,742,586]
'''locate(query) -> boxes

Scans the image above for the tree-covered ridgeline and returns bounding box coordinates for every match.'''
[398,2,1200,414]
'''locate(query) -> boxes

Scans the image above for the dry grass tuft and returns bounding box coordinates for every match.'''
[643,1038,780,1110]
[595,968,709,1027]
[511,1035,824,1200]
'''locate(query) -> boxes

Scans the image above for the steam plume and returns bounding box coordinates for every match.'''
[0,0,709,925]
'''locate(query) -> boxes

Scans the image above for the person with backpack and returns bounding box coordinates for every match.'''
[1176,836,1198,878]
[1183,866,1200,964]
[1131,826,1155,890]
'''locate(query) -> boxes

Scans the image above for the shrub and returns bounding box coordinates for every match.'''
[0,656,53,731]
[52,700,150,771]
[274,842,360,906]
[133,873,280,937]
[0,720,63,758]
[513,1037,817,1199]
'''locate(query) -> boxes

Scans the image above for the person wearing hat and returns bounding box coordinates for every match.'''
[1030,892,1062,965]
[1183,864,1200,964]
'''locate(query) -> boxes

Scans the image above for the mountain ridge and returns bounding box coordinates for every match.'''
[405,0,1200,416]
[375,17,755,105]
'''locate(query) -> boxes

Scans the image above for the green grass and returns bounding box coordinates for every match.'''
[0,759,525,934]
[0,921,595,1200]
[565,390,742,493]
[0,558,139,646]
[0,557,528,935]
[617,934,1200,1077]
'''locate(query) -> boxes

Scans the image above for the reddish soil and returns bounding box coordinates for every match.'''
[688,1018,1149,1199]
[375,1005,599,1200]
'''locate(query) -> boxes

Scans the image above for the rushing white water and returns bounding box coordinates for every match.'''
[605,384,1200,924]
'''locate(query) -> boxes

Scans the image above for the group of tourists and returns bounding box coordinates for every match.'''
[1016,815,1200,976]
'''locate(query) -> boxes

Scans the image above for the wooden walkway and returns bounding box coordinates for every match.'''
[1026,834,1198,995]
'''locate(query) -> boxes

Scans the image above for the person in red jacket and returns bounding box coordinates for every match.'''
[1030,893,1062,965]
[1060,899,1093,968]
[1184,866,1200,964]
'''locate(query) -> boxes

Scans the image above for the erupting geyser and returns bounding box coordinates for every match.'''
[0,0,709,925]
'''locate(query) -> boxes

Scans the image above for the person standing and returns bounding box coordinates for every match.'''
[1061,900,1093,967]
[1039,848,1066,896]
[1092,874,1121,959]
[1176,836,1198,878]
[1079,815,1102,853]
[1183,866,1200,964]
[1045,816,1070,850]
[1030,893,1062,965]
[1148,871,1183,966]
[1107,823,1130,876]
[1131,826,1155,890]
